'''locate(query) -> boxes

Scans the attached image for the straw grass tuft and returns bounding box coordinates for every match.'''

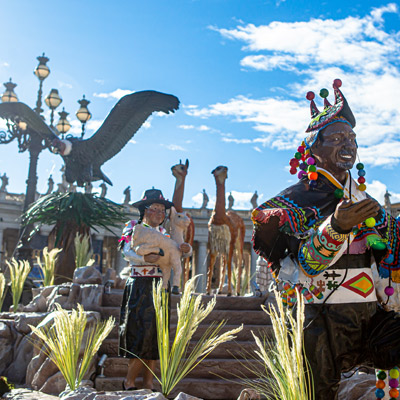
[0,273,7,311]
[234,290,314,400]
[37,246,62,286]
[6,258,30,312]
[152,275,243,396]
[29,303,114,391]
[74,233,95,269]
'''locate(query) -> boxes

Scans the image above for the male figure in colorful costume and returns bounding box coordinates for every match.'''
[252,79,400,399]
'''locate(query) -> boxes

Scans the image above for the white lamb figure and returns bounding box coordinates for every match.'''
[131,208,191,293]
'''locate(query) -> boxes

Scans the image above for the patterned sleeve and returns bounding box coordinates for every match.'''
[298,215,349,278]
[376,212,400,281]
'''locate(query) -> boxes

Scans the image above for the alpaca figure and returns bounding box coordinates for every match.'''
[171,159,195,284]
[131,223,182,290]
[207,166,245,296]
[130,207,191,292]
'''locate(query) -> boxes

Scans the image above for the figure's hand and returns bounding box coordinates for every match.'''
[144,253,161,263]
[180,243,191,253]
[333,198,380,232]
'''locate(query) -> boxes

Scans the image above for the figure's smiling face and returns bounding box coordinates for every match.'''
[143,203,166,227]
[312,121,357,175]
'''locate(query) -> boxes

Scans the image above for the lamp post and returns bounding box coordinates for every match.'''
[0,55,62,261]
[33,53,50,115]
[76,95,91,138]
[56,108,71,139]
[1,79,18,103]
[45,89,62,127]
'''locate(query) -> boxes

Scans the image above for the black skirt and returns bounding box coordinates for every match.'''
[119,276,170,360]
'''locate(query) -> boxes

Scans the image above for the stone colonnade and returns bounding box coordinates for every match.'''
[0,197,258,294]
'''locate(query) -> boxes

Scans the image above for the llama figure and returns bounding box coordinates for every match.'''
[207,166,245,296]
[171,159,195,284]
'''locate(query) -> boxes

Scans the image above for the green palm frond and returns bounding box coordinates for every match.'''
[21,192,126,236]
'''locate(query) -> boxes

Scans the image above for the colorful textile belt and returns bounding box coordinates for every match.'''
[130,265,163,278]
[291,267,377,304]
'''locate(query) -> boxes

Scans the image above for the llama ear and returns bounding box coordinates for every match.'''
[170,206,176,216]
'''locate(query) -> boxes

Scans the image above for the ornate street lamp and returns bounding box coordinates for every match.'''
[76,95,91,138]
[1,79,18,103]
[56,108,71,139]
[45,89,62,127]
[33,53,50,115]
[0,54,59,261]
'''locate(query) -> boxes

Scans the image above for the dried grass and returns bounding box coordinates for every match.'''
[74,233,95,269]
[29,303,114,391]
[235,290,314,400]
[152,275,243,396]
[37,246,62,286]
[6,258,30,312]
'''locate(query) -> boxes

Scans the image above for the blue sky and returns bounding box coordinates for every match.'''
[1,0,399,210]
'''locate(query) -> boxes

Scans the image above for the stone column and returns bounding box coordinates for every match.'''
[250,247,257,278]
[195,240,208,293]
[0,227,3,268]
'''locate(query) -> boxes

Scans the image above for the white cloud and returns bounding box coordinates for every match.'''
[129,139,137,144]
[367,179,400,204]
[87,119,102,132]
[162,144,186,151]
[68,119,103,136]
[185,5,400,164]
[253,146,262,153]
[143,120,151,129]
[178,124,211,131]
[226,190,262,210]
[93,89,134,99]
[215,5,399,71]
[94,79,105,85]
[1,62,9,68]
[192,192,204,207]
[58,81,73,89]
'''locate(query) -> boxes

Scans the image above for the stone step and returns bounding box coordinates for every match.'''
[102,290,268,311]
[99,325,272,357]
[101,356,262,379]
[99,338,119,357]
[173,324,272,342]
[185,340,259,359]
[95,376,247,400]
[102,289,124,307]
[170,309,269,326]
[101,306,121,323]
[107,307,270,326]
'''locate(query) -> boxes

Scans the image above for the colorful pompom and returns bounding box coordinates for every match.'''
[334,188,344,199]
[306,91,315,100]
[365,217,376,228]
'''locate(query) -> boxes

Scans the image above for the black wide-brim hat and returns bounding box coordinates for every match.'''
[131,188,174,210]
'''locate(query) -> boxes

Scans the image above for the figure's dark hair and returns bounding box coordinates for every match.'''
[137,207,146,224]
